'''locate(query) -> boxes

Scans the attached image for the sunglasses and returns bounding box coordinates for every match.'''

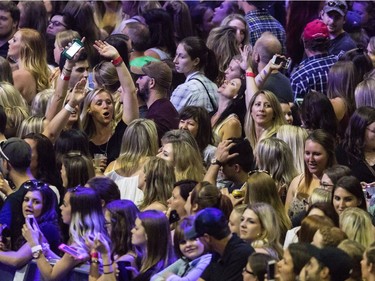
[327,1,346,11]
[23,180,49,190]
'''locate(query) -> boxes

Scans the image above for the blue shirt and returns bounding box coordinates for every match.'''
[290,53,337,100]
[245,9,286,53]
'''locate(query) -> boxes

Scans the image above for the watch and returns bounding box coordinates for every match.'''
[211,158,222,166]
[31,245,43,259]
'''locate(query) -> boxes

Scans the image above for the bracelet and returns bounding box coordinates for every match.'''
[111,56,123,67]
[102,261,113,267]
[103,271,114,274]
[91,258,99,264]
[90,252,99,258]
[60,73,71,81]
[246,71,256,78]
[64,103,76,114]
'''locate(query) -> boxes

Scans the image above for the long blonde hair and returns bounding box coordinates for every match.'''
[161,130,204,182]
[18,28,50,92]
[118,119,158,176]
[244,90,286,149]
[276,125,308,174]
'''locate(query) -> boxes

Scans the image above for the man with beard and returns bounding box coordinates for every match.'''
[299,245,352,281]
[186,208,254,281]
[133,61,179,142]
[0,2,19,58]
[320,0,356,56]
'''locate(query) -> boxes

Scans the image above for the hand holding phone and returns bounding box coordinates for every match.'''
[271,55,291,69]
[26,214,36,230]
[62,39,84,60]
[58,243,86,260]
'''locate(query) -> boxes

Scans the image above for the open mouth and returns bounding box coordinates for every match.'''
[103,112,110,117]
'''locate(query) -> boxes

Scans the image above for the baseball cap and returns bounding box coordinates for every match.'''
[323,0,348,16]
[302,19,329,41]
[131,61,172,90]
[185,208,230,240]
[307,245,352,281]
[0,138,31,169]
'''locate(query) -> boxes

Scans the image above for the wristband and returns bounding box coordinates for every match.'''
[103,271,114,274]
[91,258,99,264]
[90,252,99,258]
[60,73,71,81]
[111,56,123,66]
[64,103,76,114]
[102,261,113,266]
[246,72,256,78]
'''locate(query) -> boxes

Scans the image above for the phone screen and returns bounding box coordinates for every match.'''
[267,260,276,281]
[66,42,82,58]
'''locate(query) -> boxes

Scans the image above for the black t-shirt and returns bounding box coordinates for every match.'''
[89,120,127,164]
[201,234,254,281]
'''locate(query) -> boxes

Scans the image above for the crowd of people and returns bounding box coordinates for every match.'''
[0,0,374,281]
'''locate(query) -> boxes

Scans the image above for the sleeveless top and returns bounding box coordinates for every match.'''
[212,114,241,146]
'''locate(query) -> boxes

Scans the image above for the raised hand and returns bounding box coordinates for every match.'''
[94,40,120,60]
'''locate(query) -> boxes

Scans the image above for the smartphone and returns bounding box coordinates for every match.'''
[169,210,180,224]
[27,214,35,230]
[271,56,291,69]
[58,243,85,259]
[62,39,84,60]
[267,260,276,281]
[295,98,304,108]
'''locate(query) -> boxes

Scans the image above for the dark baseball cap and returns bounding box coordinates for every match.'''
[131,61,172,90]
[0,138,31,169]
[185,208,230,240]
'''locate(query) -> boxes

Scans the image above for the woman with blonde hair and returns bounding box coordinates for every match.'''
[256,138,298,202]
[7,28,50,104]
[276,125,308,175]
[340,207,374,248]
[159,129,204,182]
[82,40,138,165]
[244,171,291,243]
[139,157,175,212]
[31,89,54,117]
[105,119,158,205]
[240,202,283,260]
[244,90,286,149]
[0,82,29,138]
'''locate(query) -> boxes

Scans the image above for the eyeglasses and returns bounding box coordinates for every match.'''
[242,267,255,275]
[48,20,67,28]
[327,1,346,11]
[23,180,49,190]
[319,182,334,190]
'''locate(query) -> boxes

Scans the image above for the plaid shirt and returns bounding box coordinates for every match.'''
[245,9,286,53]
[290,53,337,100]
[170,72,218,113]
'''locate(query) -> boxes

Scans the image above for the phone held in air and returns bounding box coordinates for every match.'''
[62,39,84,60]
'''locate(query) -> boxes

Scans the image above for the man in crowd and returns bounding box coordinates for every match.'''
[0,1,19,58]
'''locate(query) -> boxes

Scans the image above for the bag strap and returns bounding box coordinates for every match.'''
[189,77,217,112]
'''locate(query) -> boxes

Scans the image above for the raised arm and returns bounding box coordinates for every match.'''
[93,40,139,125]
[45,39,86,121]
[43,78,87,143]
